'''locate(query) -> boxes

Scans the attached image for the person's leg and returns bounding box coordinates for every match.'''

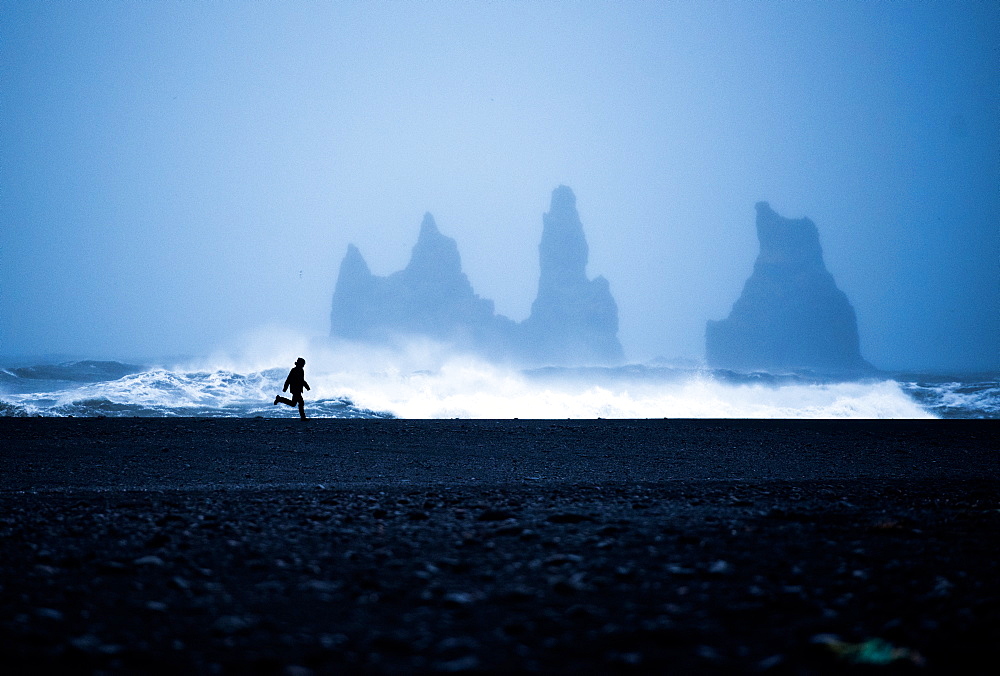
[274,395,293,406]
[294,392,306,420]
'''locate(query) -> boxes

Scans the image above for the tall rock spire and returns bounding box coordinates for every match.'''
[519,186,625,366]
[537,185,589,291]
[706,202,873,373]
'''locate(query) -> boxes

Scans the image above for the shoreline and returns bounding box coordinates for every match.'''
[2,418,997,493]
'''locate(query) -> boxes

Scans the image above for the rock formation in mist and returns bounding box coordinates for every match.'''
[330,213,515,358]
[518,186,625,365]
[329,187,624,366]
[705,202,873,373]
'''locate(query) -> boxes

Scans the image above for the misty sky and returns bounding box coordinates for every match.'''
[2,1,998,371]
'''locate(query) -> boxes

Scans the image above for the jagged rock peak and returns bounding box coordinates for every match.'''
[754,201,824,267]
[330,212,499,347]
[418,212,440,237]
[406,212,463,278]
[330,244,376,340]
[342,243,370,272]
[334,243,374,288]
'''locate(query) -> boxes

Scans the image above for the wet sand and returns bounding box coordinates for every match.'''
[1,418,998,673]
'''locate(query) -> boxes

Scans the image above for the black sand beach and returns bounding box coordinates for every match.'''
[1,418,998,674]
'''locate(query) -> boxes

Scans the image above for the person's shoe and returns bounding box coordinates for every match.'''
[273,395,280,405]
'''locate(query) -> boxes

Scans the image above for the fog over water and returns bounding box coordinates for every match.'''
[2,1,998,373]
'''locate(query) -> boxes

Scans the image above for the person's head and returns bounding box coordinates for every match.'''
[295,357,306,367]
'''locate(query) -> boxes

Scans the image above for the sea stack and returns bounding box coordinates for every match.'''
[329,187,624,366]
[518,186,625,366]
[705,202,872,373]
[329,213,512,355]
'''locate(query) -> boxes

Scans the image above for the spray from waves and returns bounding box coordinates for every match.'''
[0,333,961,419]
[194,336,924,419]
[191,335,935,419]
[327,359,934,419]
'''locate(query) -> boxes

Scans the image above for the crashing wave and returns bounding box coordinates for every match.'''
[1,358,995,419]
[0,362,393,419]
[898,376,1000,419]
[0,401,29,417]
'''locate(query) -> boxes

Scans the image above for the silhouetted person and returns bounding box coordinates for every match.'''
[273,357,310,420]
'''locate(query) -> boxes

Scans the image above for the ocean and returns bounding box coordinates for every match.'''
[1,354,996,419]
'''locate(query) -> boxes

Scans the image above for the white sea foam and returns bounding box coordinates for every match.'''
[2,334,982,419]
[322,359,934,419]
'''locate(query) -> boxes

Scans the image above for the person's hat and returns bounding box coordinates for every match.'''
[295,357,306,366]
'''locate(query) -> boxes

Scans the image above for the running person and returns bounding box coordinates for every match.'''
[274,357,310,420]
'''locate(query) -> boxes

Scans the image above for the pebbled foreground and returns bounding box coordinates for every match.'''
[0,418,997,674]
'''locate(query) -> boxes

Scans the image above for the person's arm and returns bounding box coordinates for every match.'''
[283,372,291,392]
[304,380,310,391]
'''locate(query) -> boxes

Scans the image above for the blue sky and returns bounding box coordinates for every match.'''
[2,1,997,370]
